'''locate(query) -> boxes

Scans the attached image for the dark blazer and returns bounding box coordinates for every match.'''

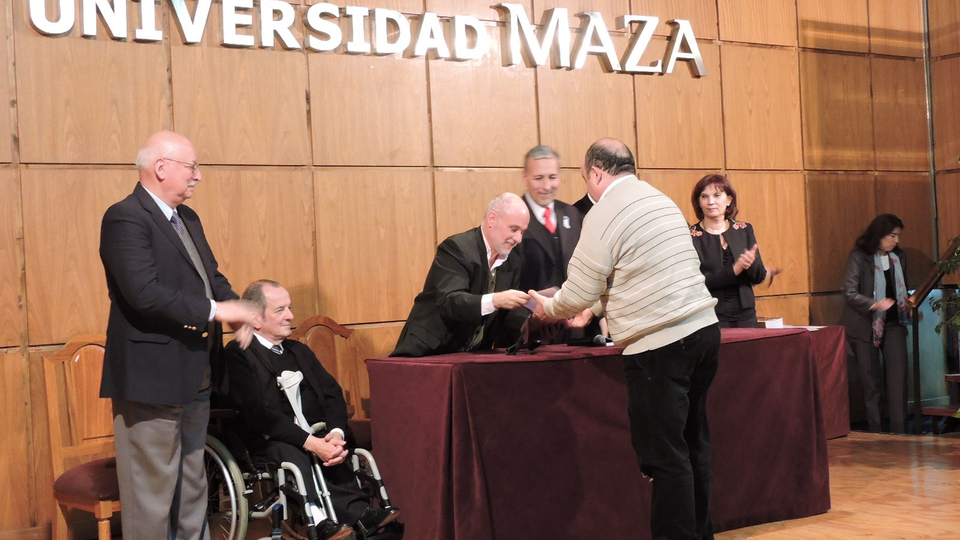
[839,248,908,342]
[689,221,767,315]
[224,339,348,451]
[391,227,528,357]
[99,183,238,405]
[573,194,594,217]
[518,198,583,292]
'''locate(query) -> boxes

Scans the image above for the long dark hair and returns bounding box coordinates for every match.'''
[855,214,904,254]
[691,174,738,221]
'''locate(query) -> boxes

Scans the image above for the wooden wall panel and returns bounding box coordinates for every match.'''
[309,53,429,166]
[805,173,876,293]
[537,33,636,172]
[929,0,960,58]
[345,322,404,419]
[0,171,20,347]
[170,47,310,166]
[800,51,874,171]
[809,293,845,326]
[756,295,811,326]
[728,172,809,296]
[932,56,960,173]
[0,1,13,163]
[872,57,929,172]
[721,44,802,171]
[14,16,170,163]
[558,170,587,207]
[875,173,934,288]
[796,0,869,53]
[717,0,797,47]
[21,170,132,345]
[186,168,318,325]
[0,351,30,529]
[434,169,520,242]
[641,169,719,225]
[535,0,629,29]
[314,169,435,324]
[630,0,719,39]
[27,349,56,534]
[936,171,960,259]
[427,0,531,22]
[868,0,923,57]
[636,41,723,169]
[430,24,538,167]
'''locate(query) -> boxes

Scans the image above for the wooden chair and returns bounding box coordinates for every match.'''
[43,335,120,540]
[290,315,373,448]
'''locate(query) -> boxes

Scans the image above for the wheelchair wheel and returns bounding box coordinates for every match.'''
[205,435,249,540]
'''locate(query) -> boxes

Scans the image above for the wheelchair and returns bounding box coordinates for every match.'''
[203,412,403,540]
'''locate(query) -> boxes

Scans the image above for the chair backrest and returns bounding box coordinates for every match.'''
[289,315,353,381]
[43,335,114,480]
[290,316,355,416]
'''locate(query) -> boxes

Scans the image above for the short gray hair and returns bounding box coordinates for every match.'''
[484,192,525,221]
[242,279,283,313]
[523,145,561,171]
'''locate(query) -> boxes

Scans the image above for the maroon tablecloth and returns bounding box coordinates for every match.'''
[368,328,834,540]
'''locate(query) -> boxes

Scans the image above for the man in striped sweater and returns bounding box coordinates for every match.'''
[530,138,721,540]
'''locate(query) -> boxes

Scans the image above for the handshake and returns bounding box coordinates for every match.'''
[491,288,595,328]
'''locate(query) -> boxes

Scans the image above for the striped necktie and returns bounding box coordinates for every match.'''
[270,344,283,355]
[170,212,184,236]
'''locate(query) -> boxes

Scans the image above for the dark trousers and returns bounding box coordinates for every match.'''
[623,323,721,540]
[849,323,908,433]
[262,440,369,524]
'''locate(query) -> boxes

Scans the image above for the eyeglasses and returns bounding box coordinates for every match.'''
[162,157,200,173]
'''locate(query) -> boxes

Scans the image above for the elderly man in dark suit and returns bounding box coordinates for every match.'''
[225,280,399,539]
[391,193,532,357]
[99,130,258,540]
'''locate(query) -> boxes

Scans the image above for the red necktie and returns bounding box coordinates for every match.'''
[543,207,556,234]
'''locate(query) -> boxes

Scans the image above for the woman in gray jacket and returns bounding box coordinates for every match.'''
[839,214,911,433]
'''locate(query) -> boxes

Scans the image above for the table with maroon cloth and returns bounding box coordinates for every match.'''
[367,327,844,540]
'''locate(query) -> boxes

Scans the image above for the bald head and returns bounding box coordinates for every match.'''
[136,130,201,208]
[483,192,530,257]
[584,138,636,177]
[581,138,637,202]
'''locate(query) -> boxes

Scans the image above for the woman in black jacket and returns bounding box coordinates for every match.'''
[839,214,911,433]
[689,174,779,328]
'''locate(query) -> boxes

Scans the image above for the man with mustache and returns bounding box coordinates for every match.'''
[391,193,532,357]
[99,130,259,540]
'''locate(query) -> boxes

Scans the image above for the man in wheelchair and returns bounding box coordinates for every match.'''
[224,279,401,540]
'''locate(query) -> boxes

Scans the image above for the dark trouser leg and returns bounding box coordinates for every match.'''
[881,324,908,434]
[850,337,883,432]
[623,324,720,540]
[263,441,369,524]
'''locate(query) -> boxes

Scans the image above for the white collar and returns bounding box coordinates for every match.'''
[254,332,282,352]
[481,229,508,271]
[142,183,176,220]
[523,192,555,224]
[597,175,635,203]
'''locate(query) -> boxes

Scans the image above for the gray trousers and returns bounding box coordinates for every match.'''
[113,386,211,540]
[850,323,908,434]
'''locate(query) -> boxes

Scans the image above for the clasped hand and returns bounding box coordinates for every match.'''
[303,432,348,466]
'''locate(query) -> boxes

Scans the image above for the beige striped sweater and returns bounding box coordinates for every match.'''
[544,176,718,354]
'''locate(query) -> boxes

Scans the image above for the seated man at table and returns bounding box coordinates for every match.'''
[225,279,400,539]
[391,192,532,357]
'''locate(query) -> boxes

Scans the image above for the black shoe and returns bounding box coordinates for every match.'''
[316,519,354,540]
[357,506,401,532]
[939,416,960,435]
